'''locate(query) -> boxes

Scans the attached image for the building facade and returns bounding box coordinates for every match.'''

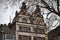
[0,24,15,40]
[12,2,48,40]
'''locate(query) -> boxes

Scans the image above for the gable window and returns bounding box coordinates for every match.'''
[19,26,22,31]
[22,18,27,23]
[42,37,45,40]
[41,29,45,34]
[37,19,44,25]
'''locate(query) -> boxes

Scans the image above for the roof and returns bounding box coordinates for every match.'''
[0,24,14,34]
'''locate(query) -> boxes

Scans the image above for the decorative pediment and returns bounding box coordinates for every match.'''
[37,19,44,25]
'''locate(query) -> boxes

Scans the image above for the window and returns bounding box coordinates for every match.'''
[34,28,42,34]
[22,18,27,23]
[19,26,22,31]
[19,26,31,32]
[34,28,45,34]
[27,27,30,32]
[22,27,30,32]
[6,34,13,39]
[18,35,31,40]
[34,37,45,40]
[34,37,42,40]
[41,29,45,34]
[42,37,45,40]
[22,27,27,32]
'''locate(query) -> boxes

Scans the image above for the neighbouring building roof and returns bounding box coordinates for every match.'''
[0,24,14,34]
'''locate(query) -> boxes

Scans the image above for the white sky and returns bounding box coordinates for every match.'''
[0,0,24,24]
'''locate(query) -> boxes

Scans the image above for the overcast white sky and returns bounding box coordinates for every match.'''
[0,0,24,24]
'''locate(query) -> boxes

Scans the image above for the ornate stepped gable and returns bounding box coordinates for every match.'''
[12,2,31,23]
[31,5,45,25]
[32,5,43,18]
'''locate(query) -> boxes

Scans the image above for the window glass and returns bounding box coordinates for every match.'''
[18,35,31,40]
[34,28,45,34]
[34,37,42,40]
[19,26,31,32]
[19,26,22,31]
[42,37,45,40]
[6,34,13,39]
[34,37,45,40]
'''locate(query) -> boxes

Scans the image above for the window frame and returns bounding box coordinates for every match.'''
[19,26,31,32]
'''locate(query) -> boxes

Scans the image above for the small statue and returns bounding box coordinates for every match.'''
[20,2,27,12]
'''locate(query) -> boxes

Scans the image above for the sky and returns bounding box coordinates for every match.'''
[0,0,24,24]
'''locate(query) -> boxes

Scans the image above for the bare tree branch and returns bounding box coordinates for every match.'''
[41,0,60,16]
[57,0,59,12]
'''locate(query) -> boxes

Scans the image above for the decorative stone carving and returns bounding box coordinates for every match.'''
[32,5,43,18]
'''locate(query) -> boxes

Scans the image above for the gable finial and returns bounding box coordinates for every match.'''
[20,2,27,12]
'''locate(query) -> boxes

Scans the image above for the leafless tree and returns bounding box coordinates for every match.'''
[41,0,60,16]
